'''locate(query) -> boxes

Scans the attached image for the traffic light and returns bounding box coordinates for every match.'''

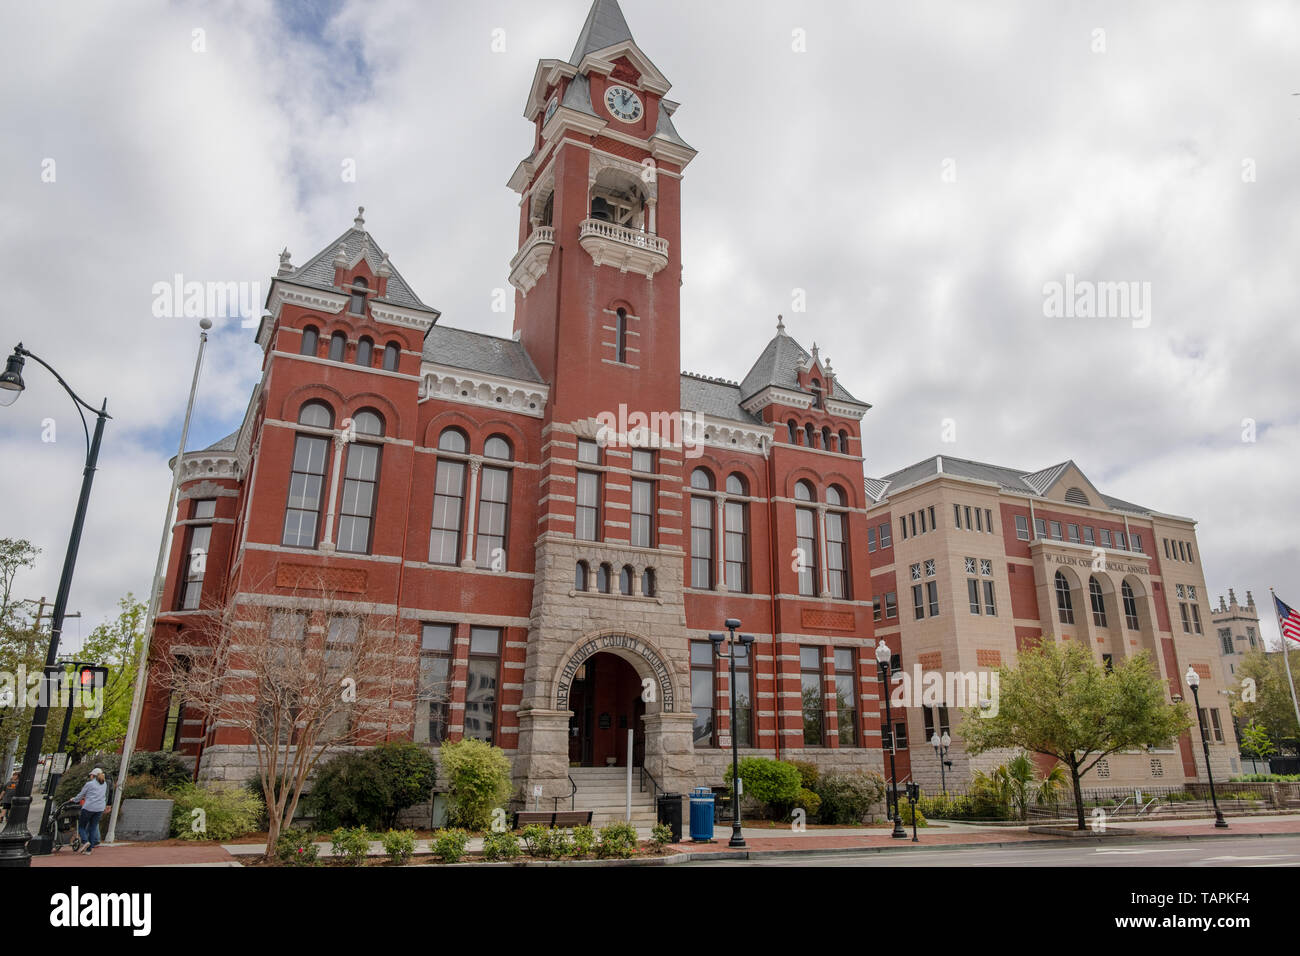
[78,665,108,691]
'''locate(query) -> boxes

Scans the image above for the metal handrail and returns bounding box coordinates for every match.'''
[552,774,577,812]
[639,765,662,800]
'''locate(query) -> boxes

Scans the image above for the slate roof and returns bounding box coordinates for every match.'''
[570,0,635,64]
[283,224,434,313]
[680,374,762,424]
[653,103,692,149]
[202,430,241,453]
[864,455,1153,514]
[561,72,598,117]
[422,325,544,383]
[738,328,864,404]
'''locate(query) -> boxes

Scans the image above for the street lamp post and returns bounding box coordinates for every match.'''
[709,618,754,849]
[0,343,110,867]
[874,641,908,839]
[1185,666,1228,829]
[931,731,951,795]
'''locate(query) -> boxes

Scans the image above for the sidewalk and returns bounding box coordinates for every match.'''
[28,813,1300,867]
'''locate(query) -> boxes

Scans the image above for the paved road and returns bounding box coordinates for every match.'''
[685,835,1300,867]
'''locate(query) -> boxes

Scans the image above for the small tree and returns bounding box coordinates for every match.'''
[439,738,511,831]
[64,595,145,762]
[1233,651,1300,755]
[960,641,1191,830]
[1238,720,1275,767]
[163,574,408,857]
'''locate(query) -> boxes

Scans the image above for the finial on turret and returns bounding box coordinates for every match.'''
[354,206,366,229]
[278,247,293,275]
[377,253,392,278]
[776,314,786,335]
[1246,590,1255,607]
[333,242,349,268]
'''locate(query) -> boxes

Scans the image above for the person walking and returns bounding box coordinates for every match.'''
[73,767,112,854]
[0,771,18,824]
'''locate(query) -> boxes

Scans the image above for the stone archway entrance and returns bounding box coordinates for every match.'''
[566,653,645,767]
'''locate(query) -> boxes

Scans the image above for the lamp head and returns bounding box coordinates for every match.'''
[1184,666,1200,690]
[874,641,891,665]
[0,348,25,407]
[931,733,940,750]
[708,632,725,649]
[724,618,742,631]
[941,732,950,748]
[738,633,755,646]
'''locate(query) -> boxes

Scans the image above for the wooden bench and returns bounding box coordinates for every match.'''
[512,810,593,830]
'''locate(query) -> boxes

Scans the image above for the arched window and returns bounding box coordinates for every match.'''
[805,423,817,448]
[822,427,832,450]
[299,401,333,429]
[348,277,368,315]
[300,326,319,356]
[787,420,798,444]
[338,411,383,554]
[811,378,823,409]
[825,485,849,599]
[641,567,656,597]
[351,409,383,437]
[1089,576,1108,627]
[356,336,373,367]
[839,430,849,453]
[1122,581,1140,630]
[794,480,815,502]
[437,428,467,453]
[725,475,749,593]
[575,561,589,591]
[597,563,612,594]
[476,447,511,570]
[1055,571,1075,625]
[282,403,334,548]
[620,565,634,595]
[690,470,714,589]
[615,308,628,363]
[795,498,818,597]
[430,429,468,564]
[484,435,513,460]
[328,331,347,363]
[382,342,400,372]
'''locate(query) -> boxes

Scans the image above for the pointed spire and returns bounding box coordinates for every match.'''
[1246,590,1255,606]
[1229,587,1238,606]
[277,247,293,276]
[810,342,820,364]
[353,206,366,230]
[776,314,786,335]
[570,0,634,65]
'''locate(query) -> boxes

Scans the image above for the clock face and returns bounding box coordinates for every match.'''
[543,96,558,125]
[604,85,643,123]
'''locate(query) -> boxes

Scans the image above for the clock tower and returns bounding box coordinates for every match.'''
[507,0,695,425]
[507,0,701,797]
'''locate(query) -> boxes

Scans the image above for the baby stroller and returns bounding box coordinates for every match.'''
[52,800,83,853]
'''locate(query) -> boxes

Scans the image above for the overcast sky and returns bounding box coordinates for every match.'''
[1,0,1297,651]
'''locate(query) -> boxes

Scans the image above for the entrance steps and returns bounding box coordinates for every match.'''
[568,766,659,827]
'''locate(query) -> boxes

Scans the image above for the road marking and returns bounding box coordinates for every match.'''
[1094,847,1198,855]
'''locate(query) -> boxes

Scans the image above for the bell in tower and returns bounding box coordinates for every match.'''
[589,196,616,223]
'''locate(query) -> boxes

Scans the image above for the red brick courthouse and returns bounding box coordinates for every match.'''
[136,1,886,809]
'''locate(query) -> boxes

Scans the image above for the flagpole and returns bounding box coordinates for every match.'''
[1270,587,1300,749]
[106,318,211,844]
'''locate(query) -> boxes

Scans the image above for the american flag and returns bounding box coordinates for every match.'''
[1276,595,1300,645]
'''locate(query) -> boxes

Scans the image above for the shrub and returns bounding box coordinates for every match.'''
[736,757,801,816]
[545,827,573,859]
[520,824,548,857]
[432,827,470,863]
[794,787,822,820]
[918,792,972,820]
[274,828,320,866]
[169,784,263,841]
[482,830,521,862]
[382,828,418,865]
[789,760,820,791]
[245,772,301,829]
[596,821,638,859]
[969,775,1011,820]
[331,826,372,865]
[898,802,928,827]
[572,824,596,857]
[815,771,886,824]
[55,751,193,804]
[439,739,512,832]
[650,823,673,849]
[121,774,170,800]
[308,742,437,831]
